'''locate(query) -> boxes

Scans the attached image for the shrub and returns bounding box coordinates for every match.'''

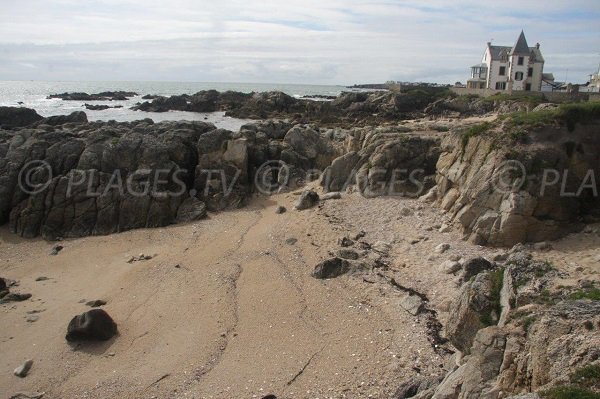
[541,386,600,399]
[569,287,600,301]
[571,364,600,388]
[461,122,492,151]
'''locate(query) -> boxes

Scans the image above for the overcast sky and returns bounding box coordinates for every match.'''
[1,0,599,85]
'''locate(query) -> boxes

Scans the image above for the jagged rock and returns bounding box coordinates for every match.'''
[295,189,320,210]
[433,124,599,246]
[439,260,461,274]
[399,294,425,316]
[66,308,117,342]
[394,375,442,398]
[13,359,34,378]
[446,272,497,353]
[432,327,507,399]
[48,91,137,101]
[175,197,207,223]
[0,107,43,129]
[461,257,493,282]
[435,243,450,254]
[337,249,359,260]
[43,111,88,126]
[285,238,297,245]
[321,151,362,192]
[372,241,392,254]
[0,292,32,303]
[311,257,351,279]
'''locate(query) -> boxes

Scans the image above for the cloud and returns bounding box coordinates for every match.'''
[0,0,598,84]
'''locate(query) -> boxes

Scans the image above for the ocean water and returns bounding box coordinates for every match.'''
[0,81,346,130]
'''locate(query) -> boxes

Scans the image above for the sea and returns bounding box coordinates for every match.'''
[0,81,347,131]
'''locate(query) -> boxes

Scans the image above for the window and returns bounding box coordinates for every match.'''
[525,83,532,91]
[518,56,524,65]
[499,66,506,76]
[495,82,507,90]
[515,72,524,81]
[528,67,533,77]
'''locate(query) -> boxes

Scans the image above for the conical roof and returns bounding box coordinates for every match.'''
[510,30,530,56]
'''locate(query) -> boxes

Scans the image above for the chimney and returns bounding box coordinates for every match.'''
[487,42,491,46]
[535,43,540,49]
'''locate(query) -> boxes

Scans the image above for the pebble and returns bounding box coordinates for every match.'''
[435,243,450,254]
[14,359,33,378]
[26,315,39,323]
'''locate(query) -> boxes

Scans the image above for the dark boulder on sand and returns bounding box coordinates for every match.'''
[66,308,117,342]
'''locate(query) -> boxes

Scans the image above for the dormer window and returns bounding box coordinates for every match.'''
[518,56,524,65]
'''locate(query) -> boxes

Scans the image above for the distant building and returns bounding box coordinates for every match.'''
[582,65,600,93]
[467,31,546,92]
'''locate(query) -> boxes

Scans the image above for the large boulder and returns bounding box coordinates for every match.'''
[43,111,88,126]
[446,271,499,353]
[294,189,320,210]
[66,309,117,341]
[0,106,43,129]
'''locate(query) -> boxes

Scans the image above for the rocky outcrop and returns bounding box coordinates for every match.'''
[132,88,455,125]
[48,91,137,101]
[432,122,600,246]
[321,127,441,197]
[0,107,43,129]
[431,250,600,399]
[0,115,356,239]
[84,104,124,111]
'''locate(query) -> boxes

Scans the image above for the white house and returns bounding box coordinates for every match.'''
[467,31,545,92]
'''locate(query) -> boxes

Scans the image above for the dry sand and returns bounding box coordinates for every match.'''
[1,189,598,399]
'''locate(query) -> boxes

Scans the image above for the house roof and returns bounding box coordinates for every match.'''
[510,31,530,56]
[486,31,544,63]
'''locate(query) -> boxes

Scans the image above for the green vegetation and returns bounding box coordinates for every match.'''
[481,268,505,326]
[522,315,536,332]
[569,287,600,301]
[483,92,545,107]
[541,386,600,399]
[432,124,450,132]
[571,364,600,388]
[111,137,120,145]
[461,122,492,151]
[506,101,600,133]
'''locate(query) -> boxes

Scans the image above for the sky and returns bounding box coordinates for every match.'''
[0,0,599,85]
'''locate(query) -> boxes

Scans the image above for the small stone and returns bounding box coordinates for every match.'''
[35,276,50,282]
[86,299,107,308]
[14,359,33,378]
[439,260,461,274]
[338,237,354,247]
[285,238,298,245]
[0,292,32,303]
[372,241,392,254]
[337,249,360,260]
[321,192,342,200]
[448,254,461,262]
[353,230,366,240]
[492,252,508,262]
[399,295,424,316]
[294,189,319,210]
[434,243,450,254]
[400,207,414,217]
[439,224,451,233]
[275,205,287,214]
[26,315,39,322]
[50,245,64,256]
